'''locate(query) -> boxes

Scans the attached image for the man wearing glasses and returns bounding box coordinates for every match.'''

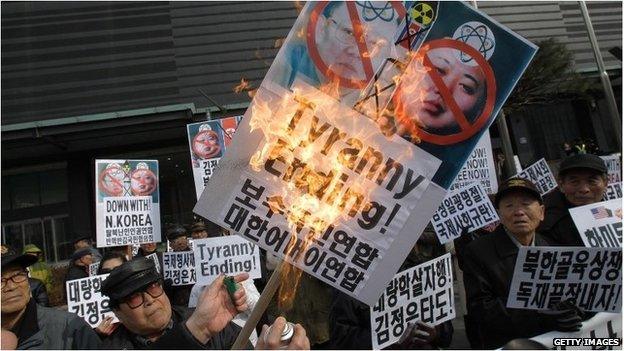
[101,258,250,349]
[1,245,101,349]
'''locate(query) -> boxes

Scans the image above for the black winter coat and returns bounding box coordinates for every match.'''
[29,278,49,307]
[462,227,554,349]
[539,190,585,246]
[101,306,243,349]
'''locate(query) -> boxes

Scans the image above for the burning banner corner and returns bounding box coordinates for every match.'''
[194,1,537,306]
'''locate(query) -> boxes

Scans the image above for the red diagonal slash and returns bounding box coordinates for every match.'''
[346,1,375,82]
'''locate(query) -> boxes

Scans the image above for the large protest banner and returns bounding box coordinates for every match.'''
[507,247,622,313]
[95,160,161,248]
[449,133,498,194]
[530,312,622,349]
[604,182,622,201]
[193,235,262,285]
[570,199,622,248]
[370,254,454,349]
[194,1,537,305]
[601,153,621,185]
[187,116,242,200]
[432,183,499,244]
[515,158,557,195]
[163,251,196,286]
[66,274,118,328]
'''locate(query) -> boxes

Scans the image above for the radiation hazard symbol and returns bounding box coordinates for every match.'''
[409,3,434,26]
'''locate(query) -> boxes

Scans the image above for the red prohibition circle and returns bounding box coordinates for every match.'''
[395,38,497,145]
[192,130,222,159]
[306,1,406,90]
[131,168,158,196]
[98,166,125,197]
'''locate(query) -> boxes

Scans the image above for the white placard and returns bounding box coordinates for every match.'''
[449,133,498,194]
[88,262,100,276]
[601,153,621,185]
[515,158,557,195]
[603,182,622,201]
[162,251,196,286]
[507,247,622,313]
[193,235,262,285]
[145,253,161,273]
[570,199,622,248]
[370,254,455,349]
[432,183,499,244]
[530,312,622,349]
[95,159,161,248]
[66,274,118,328]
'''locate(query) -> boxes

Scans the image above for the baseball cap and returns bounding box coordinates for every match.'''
[495,177,543,208]
[558,154,607,177]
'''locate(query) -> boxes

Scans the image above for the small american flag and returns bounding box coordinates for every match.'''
[591,206,613,219]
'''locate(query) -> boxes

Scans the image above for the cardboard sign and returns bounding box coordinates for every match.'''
[66,274,118,328]
[530,312,622,349]
[88,262,100,277]
[370,254,455,349]
[603,182,622,201]
[163,251,196,286]
[187,116,242,200]
[432,183,499,244]
[515,158,557,195]
[193,235,262,285]
[601,154,621,185]
[95,159,161,248]
[449,133,498,194]
[507,247,622,313]
[570,199,622,248]
[194,1,537,305]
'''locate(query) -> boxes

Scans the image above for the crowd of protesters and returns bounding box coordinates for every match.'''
[0,153,617,349]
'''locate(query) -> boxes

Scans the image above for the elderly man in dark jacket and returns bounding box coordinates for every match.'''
[100,258,250,349]
[462,178,583,349]
[1,246,101,349]
[539,154,608,246]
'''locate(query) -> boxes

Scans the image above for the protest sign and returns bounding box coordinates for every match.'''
[601,153,621,185]
[194,1,537,305]
[193,235,262,285]
[88,262,100,276]
[530,312,622,349]
[604,182,622,201]
[449,133,498,194]
[515,158,557,195]
[432,183,499,244]
[507,247,622,313]
[66,274,118,328]
[145,253,161,273]
[163,251,196,286]
[187,116,241,200]
[570,199,622,248]
[95,160,161,248]
[370,254,455,349]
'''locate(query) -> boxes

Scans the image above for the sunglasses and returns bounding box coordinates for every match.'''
[121,282,164,309]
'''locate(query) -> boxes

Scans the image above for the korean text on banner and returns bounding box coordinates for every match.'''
[194,1,537,305]
[88,262,100,277]
[145,253,161,273]
[193,235,262,285]
[95,159,161,248]
[530,312,622,349]
[66,274,118,328]
[187,116,242,200]
[163,251,196,286]
[432,183,499,244]
[570,199,622,248]
[449,133,498,194]
[600,154,621,185]
[515,158,557,195]
[507,247,622,313]
[370,254,455,349]
[603,182,622,201]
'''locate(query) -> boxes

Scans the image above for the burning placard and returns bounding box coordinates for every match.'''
[195,1,537,305]
[187,116,242,199]
[95,160,161,248]
[570,199,622,248]
[193,235,262,285]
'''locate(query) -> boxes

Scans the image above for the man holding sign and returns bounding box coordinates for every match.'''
[540,154,609,246]
[462,178,582,349]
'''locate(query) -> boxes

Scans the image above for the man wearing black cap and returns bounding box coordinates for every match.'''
[65,248,93,283]
[167,224,192,252]
[462,178,582,349]
[101,258,248,349]
[539,154,609,246]
[1,247,101,349]
[73,235,103,262]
